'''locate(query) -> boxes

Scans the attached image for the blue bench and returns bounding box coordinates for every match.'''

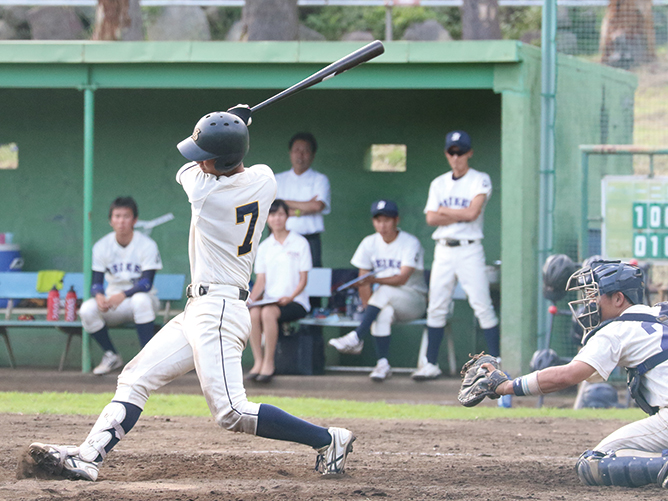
[0,272,186,370]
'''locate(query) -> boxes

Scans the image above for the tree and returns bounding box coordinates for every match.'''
[461,0,501,40]
[241,0,298,41]
[600,0,655,69]
[92,0,142,41]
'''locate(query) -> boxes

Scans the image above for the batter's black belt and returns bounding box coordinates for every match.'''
[186,284,249,301]
[443,239,477,247]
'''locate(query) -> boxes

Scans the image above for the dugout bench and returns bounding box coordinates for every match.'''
[274,268,460,377]
[0,271,185,370]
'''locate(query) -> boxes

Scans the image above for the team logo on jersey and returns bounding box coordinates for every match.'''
[192,128,201,141]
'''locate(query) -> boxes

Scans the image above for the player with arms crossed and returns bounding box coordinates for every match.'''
[459,260,668,488]
[329,200,427,381]
[413,130,500,381]
[27,108,355,481]
[79,196,163,375]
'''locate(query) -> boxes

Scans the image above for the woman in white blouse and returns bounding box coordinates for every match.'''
[247,199,313,383]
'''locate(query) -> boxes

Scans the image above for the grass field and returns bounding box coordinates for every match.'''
[0,390,645,421]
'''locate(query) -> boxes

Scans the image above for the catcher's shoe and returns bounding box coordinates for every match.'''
[659,460,668,488]
[28,442,99,481]
[315,427,356,475]
[93,351,123,376]
[411,362,442,381]
[328,331,364,355]
[369,358,392,381]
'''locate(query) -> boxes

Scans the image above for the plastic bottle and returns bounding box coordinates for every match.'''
[345,289,355,318]
[47,286,60,321]
[64,285,77,322]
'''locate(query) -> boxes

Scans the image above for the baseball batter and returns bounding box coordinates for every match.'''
[464,261,668,488]
[412,130,499,381]
[78,196,163,375]
[28,107,355,481]
[329,200,427,381]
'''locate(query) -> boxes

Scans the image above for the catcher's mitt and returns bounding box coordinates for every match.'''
[458,352,510,407]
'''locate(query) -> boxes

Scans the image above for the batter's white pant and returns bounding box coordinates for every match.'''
[368,285,427,337]
[113,284,260,435]
[594,407,668,453]
[426,241,498,329]
[79,293,159,333]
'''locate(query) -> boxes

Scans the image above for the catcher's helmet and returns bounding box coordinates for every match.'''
[542,254,578,302]
[566,260,645,339]
[177,111,249,173]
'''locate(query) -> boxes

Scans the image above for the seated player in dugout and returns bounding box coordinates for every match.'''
[328,200,428,381]
[474,261,668,488]
[78,196,162,376]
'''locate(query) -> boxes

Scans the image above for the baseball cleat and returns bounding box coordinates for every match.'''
[411,362,442,381]
[369,358,391,382]
[315,427,356,475]
[328,331,364,355]
[93,351,123,376]
[659,460,668,488]
[28,442,99,481]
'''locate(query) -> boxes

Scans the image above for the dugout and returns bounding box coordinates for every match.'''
[0,40,636,374]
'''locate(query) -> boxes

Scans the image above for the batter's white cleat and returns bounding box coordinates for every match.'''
[28,442,99,481]
[328,331,364,355]
[315,427,356,475]
[369,358,392,382]
[93,351,123,376]
[411,362,442,381]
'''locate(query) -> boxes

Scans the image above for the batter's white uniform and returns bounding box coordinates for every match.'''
[573,303,668,453]
[351,231,427,336]
[79,231,162,333]
[424,167,498,329]
[254,231,312,312]
[113,162,277,435]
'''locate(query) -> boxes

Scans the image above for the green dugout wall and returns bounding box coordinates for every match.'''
[0,41,636,373]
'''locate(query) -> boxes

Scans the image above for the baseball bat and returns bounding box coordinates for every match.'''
[250,40,384,114]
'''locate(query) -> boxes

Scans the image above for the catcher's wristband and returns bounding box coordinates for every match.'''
[512,371,544,396]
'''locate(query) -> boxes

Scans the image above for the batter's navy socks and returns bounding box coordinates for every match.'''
[256,404,331,449]
[91,326,115,353]
[483,325,500,358]
[355,305,381,339]
[136,321,155,347]
[426,326,444,365]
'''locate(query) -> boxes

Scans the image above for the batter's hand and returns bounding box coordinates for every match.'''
[107,292,126,309]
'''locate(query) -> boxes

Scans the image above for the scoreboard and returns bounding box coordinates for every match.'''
[602,176,668,260]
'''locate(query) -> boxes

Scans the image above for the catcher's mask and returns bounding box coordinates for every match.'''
[177,111,249,173]
[566,260,645,340]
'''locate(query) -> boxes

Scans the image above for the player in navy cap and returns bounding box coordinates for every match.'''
[329,200,428,381]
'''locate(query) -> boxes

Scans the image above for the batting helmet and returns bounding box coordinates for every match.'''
[567,260,645,339]
[177,111,249,173]
[542,254,578,302]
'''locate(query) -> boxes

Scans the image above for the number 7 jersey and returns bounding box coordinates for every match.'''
[177,162,277,289]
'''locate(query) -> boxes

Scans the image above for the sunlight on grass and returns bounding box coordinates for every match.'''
[0,391,645,421]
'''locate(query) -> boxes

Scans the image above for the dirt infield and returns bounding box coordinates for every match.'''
[0,369,664,500]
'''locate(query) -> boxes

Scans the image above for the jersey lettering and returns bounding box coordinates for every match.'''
[440,197,470,209]
[236,201,259,256]
[373,258,401,270]
[641,322,668,350]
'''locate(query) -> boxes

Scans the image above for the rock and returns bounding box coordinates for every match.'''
[341,31,374,41]
[0,19,17,40]
[402,19,451,41]
[299,24,325,41]
[146,6,211,41]
[27,7,84,40]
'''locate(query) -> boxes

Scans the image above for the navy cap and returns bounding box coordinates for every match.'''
[445,130,472,153]
[371,200,399,217]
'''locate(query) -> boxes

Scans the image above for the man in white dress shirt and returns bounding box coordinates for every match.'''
[275,132,331,268]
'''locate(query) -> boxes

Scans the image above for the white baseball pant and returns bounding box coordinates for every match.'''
[426,241,498,329]
[79,293,159,332]
[113,284,260,435]
[368,285,427,337]
[594,407,668,453]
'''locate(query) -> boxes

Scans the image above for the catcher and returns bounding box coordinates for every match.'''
[459,260,668,489]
